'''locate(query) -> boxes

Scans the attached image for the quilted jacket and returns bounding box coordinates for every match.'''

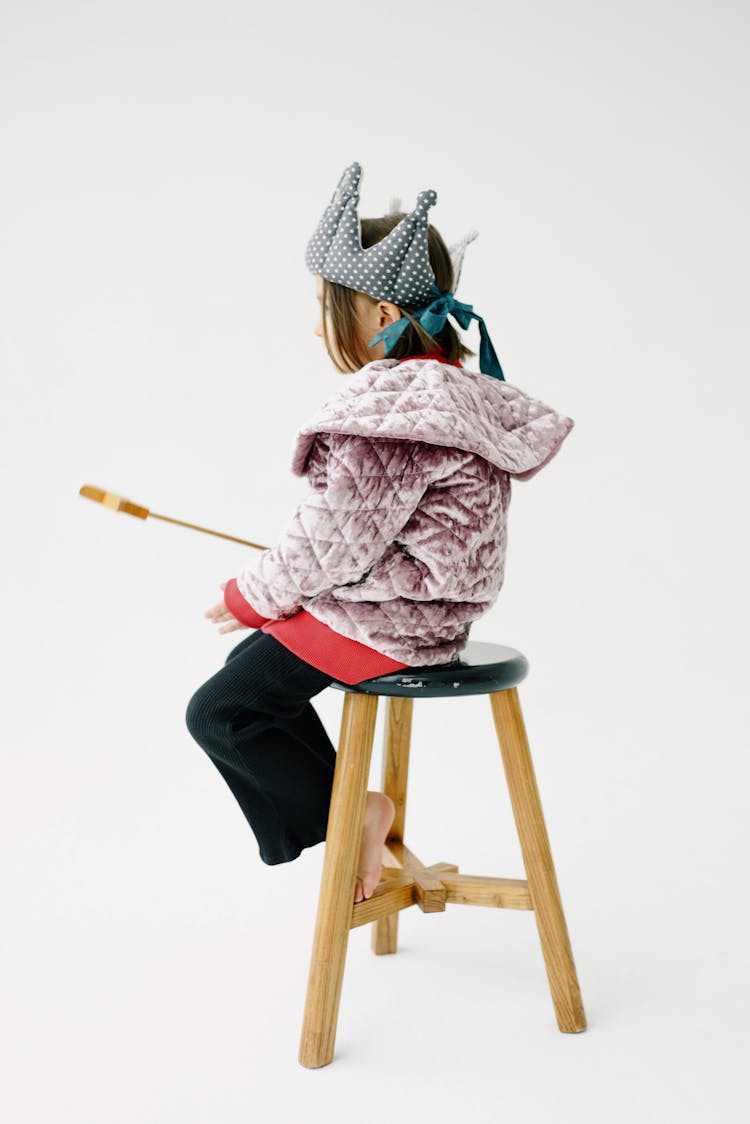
[223,352,574,683]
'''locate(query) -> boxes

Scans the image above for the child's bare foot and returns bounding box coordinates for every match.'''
[353,791,396,904]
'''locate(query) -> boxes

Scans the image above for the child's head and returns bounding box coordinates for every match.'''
[314,212,476,374]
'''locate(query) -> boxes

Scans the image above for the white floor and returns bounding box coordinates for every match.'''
[2,688,746,1124]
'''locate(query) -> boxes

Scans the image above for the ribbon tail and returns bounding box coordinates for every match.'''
[476,316,506,381]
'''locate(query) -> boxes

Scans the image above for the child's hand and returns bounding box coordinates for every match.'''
[205,581,249,634]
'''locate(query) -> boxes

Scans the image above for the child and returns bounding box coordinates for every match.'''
[185,161,574,906]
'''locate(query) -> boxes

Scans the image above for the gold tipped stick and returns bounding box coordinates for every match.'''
[78,485,269,551]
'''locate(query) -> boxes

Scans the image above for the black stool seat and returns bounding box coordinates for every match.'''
[329,640,529,698]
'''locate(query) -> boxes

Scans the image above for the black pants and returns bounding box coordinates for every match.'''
[185,630,342,864]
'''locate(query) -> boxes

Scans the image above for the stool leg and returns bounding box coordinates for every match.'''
[489,687,587,1033]
[372,696,414,955]
[299,691,379,1068]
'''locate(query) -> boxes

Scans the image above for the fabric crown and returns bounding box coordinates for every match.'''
[305,160,506,381]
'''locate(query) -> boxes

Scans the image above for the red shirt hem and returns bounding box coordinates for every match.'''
[223,578,408,685]
[260,611,409,685]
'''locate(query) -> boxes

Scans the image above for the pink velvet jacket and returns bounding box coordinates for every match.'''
[224,355,574,674]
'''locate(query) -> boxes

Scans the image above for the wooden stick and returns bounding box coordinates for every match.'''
[78,485,269,551]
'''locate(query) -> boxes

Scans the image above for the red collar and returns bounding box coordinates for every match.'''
[395,351,463,368]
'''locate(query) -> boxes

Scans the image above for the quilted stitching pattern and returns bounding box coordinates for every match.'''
[291,358,574,481]
[236,358,574,665]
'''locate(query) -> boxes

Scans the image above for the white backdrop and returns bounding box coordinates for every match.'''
[1,1,748,1120]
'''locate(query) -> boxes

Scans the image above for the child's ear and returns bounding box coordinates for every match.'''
[380,301,402,326]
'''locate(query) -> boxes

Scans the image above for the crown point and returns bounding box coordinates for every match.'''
[335,161,362,203]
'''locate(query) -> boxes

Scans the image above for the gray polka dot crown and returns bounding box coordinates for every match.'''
[305,160,438,305]
[305,160,506,380]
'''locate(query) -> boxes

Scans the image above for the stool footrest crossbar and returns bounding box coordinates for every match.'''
[350,860,533,928]
[350,840,534,928]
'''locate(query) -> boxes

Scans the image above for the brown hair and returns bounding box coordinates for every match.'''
[321,213,476,373]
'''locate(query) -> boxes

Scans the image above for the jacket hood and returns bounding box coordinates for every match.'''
[291,357,574,482]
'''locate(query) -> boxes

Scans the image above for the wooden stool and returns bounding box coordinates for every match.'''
[299,640,587,1068]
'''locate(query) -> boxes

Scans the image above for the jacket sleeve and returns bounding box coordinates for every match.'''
[224,433,431,623]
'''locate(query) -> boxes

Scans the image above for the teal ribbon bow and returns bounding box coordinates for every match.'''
[368,284,506,381]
